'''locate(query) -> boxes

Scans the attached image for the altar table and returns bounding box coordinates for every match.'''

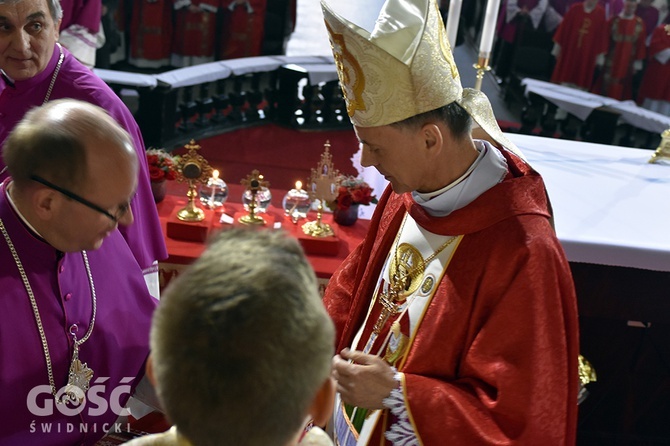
[157,182,369,290]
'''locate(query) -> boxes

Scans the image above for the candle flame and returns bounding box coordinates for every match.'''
[213,170,219,179]
[295,180,302,190]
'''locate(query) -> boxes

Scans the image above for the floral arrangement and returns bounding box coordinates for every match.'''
[329,175,378,211]
[146,148,177,183]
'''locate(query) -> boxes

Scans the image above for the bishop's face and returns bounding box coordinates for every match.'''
[355,124,429,195]
[43,139,138,253]
[0,0,60,81]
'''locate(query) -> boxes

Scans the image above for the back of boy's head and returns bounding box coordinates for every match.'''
[150,229,335,446]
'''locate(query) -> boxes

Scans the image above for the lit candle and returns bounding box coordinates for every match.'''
[479,0,502,56]
[200,169,228,210]
[288,181,302,216]
[445,0,463,49]
[282,179,311,222]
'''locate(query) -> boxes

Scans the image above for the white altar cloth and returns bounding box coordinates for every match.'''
[510,133,670,272]
[521,78,670,134]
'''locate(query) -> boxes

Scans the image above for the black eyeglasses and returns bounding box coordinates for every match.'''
[30,175,131,224]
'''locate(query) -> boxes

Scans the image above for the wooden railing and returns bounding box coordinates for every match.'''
[94,55,352,150]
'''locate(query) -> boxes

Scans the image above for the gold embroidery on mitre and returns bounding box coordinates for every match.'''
[322,0,462,127]
[325,22,367,117]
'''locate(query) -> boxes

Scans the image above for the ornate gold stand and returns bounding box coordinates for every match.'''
[473,54,491,92]
[302,201,334,237]
[648,129,670,164]
[175,140,213,222]
[239,170,268,225]
[302,141,339,238]
[177,185,205,221]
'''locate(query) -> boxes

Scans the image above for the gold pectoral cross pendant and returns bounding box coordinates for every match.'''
[372,289,399,334]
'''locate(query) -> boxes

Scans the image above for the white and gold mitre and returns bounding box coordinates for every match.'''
[322,0,458,127]
[322,0,521,156]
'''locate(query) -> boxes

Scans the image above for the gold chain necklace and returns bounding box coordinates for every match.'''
[0,216,96,405]
[372,214,457,335]
[43,43,64,105]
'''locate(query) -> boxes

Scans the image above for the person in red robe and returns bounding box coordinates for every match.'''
[218,0,267,60]
[171,0,221,67]
[593,0,647,100]
[637,20,670,113]
[128,0,174,69]
[321,0,580,444]
[551,0,609,89]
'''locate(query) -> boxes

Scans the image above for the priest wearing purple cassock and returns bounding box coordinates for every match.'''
[0,0,168,297]
[0,99,157,444]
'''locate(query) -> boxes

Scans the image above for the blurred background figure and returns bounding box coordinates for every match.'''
[171,0,220,67]
[218,0,267,60]
[637,16,670,113]
[551,0,609,90]
[592,0,647,100]
[95,0,120,68]
[493,0,549,85]
[128,0,173,69]
[58,0,104,67]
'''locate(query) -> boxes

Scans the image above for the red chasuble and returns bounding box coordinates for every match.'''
[323,150,580,445]
[593,15,647,100]
[637,24,670,104]
[172,0,221,65]
[219,0,267,60]
[129,0,174,68]
[551,3,609,89]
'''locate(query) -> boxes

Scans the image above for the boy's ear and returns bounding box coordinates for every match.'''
[146,353,157,388]
[309,377,336,427]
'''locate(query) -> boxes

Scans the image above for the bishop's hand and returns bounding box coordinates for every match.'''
[332,348,398,410]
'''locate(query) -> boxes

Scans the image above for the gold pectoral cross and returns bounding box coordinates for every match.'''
[372,289,399,334]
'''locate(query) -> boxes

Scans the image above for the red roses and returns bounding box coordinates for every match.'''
[146,149,177,182]
[331,175,377,211]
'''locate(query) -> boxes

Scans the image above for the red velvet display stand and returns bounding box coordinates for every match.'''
[166,205,215,243]
[158,182,370,284]
[297,223,340,257]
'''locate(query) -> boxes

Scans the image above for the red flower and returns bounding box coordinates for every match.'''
[147,154,159,166]
[336,191,353,210]
[149,165,165,182]
[146,148,177,183]
[328,175,378,211]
